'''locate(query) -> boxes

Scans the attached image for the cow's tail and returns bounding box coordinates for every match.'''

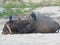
[56,25,60,33]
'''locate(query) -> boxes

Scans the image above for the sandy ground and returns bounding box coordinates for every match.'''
[0,6,60,45]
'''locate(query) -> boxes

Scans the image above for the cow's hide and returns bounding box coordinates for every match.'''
[33,15,59,33]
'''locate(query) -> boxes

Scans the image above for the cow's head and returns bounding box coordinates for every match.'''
[2,13,36,34]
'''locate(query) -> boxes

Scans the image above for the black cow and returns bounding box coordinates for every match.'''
[2,13,60,34]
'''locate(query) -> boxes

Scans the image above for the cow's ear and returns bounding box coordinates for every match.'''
[9,16,12,22]
[30,12,36,21]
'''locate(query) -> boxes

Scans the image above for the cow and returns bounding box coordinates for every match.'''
[2,13,60,34]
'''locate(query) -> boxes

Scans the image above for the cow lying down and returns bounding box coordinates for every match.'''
[2,13,60,34]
